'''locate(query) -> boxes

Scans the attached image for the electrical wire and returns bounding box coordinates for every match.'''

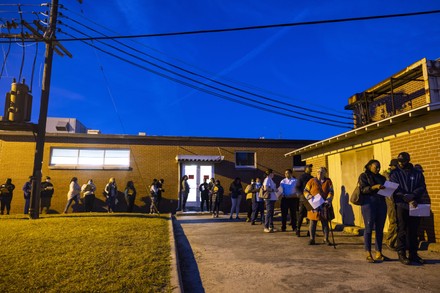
[59,29,351,129]
[17,4,25,82]
[59,23,351,127]
[60,14,352,121]
[60,8,350,116]
[0,20,12,80]
[29,11,40,93]
[55,9,440,42]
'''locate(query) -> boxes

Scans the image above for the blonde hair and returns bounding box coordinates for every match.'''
[109,177,115,183]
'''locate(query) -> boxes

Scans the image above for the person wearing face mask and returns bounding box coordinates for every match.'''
[250,177,263,225]
[390,152,427,265]
[359,160,389,263]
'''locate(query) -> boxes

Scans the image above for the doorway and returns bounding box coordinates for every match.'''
[182,164,214,209]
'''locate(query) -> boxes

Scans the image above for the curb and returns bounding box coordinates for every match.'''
[169,214,183,293]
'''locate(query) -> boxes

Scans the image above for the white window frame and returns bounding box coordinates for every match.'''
[49,148,130,170]
[235,151,256,169]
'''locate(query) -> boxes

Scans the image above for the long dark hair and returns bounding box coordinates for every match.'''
[364,159,380,172]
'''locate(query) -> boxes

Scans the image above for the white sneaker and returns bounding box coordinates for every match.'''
[264,228,271,233]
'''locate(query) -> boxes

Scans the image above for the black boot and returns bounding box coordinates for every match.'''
[409,253,424,264]
[398,251,410,265]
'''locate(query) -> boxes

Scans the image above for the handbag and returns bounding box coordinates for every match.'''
[319,203,335,221]
[349,185,363,205]
[259,187,271,199]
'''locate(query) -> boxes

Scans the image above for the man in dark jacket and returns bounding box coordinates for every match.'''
[295,164,313,237]
[390,152,426,265]
[22,176,32,214]
[40,176,54,214]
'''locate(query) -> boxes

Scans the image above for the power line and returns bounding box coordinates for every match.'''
[54,9,440,42]
[59,30,351,129]
[60,14,353,121]
[61,8,350,116]
[59,23,351,127]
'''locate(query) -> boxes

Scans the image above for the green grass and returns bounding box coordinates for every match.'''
[0,213,171,293]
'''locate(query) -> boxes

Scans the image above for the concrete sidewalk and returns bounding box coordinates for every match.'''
[174,213,440,293]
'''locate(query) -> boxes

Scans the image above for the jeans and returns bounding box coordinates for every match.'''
[264,200,275,229]
[281,197,299,231]
[396,205,421,255]
[361,196,387,252]
[24,198,30,214]
[182,192,189,211]
[64,196,79,213]
[309,219,329,241]
[251,200,264,222]
[230,195,241,218]
[297,201,308,231]
[125,195,135,212]
[200,195,209,212]
[106,196,116,212]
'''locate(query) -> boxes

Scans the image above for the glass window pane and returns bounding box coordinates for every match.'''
[104,150,130,166]
[235,152,255,167]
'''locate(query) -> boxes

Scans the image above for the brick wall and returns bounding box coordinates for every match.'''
[0,134,308,215]
[390,124,440,242]
[305,156,328,177]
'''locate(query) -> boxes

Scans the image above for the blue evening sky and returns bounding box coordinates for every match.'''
[1,0,439,140]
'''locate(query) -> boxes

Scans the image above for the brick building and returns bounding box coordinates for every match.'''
[0,129,314,214]
[285,58,440,242]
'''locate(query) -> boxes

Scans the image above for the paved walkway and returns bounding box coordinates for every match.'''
[174,213,440,293]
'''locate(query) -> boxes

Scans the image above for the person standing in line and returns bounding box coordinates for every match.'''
[64,177,81,213]
[156,179,165,211]
[124,181,136,213]
[295,164,313,237]
[280,169,298,232]
[304,167,334,245]
[384,159,398,250]
[229,177,244,220]
[40,176,54,214]
[149,179,159,214]
[250,177,264,225]
[208,178,215,213]
[245,179,256,222]
[104,177,118,213]
[390,152,426,265]
[81,179,96,212]
[263,169,278,233]
[199,178,210,212]
[22,176,32,214]
[0,178,15,215]
[359,159,389,263]
[211,179,224,218]
[178,175,190,212]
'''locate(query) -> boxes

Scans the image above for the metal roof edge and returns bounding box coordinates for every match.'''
[284,104,431,157]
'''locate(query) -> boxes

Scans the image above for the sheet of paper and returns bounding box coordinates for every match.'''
[409,204,431,217]
[377,181,399,197]
[308,193,325,209]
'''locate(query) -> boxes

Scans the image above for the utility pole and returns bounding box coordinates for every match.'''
[28,0,59,219]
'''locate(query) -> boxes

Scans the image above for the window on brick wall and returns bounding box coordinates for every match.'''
[50,148,130,169]
[235,151,256,168]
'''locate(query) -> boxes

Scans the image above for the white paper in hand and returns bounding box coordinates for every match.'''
[409,204,430,217]
[377,181,399,197]
[308,194,325,209]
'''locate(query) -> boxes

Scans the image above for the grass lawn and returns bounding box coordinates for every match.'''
[0,213,171,292]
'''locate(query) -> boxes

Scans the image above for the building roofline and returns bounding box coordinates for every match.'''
[284,104,434,157]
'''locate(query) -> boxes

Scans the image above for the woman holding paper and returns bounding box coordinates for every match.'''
[358,159,388,263]
[263,169,278,233]
[304,167,334,245]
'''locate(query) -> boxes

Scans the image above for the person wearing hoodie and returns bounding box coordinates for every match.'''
[390,152,426,265]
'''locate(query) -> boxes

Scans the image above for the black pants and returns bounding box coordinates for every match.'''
[201,195,209,211]
[297,201,308,230]
[40,197,52,214]
[125,195,135,212]
[281,197,299,230]
[84,194,95,212]
[0,195,12,214]
[396,205,421,255]
[246,199,253,219]
[181,192,189,211]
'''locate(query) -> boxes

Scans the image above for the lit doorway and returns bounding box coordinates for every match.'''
[182,164,213,209]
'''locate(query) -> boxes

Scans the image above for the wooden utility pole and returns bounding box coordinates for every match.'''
[29,0,59,219]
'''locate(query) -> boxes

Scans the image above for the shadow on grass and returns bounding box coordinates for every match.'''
[173,218,205,293]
